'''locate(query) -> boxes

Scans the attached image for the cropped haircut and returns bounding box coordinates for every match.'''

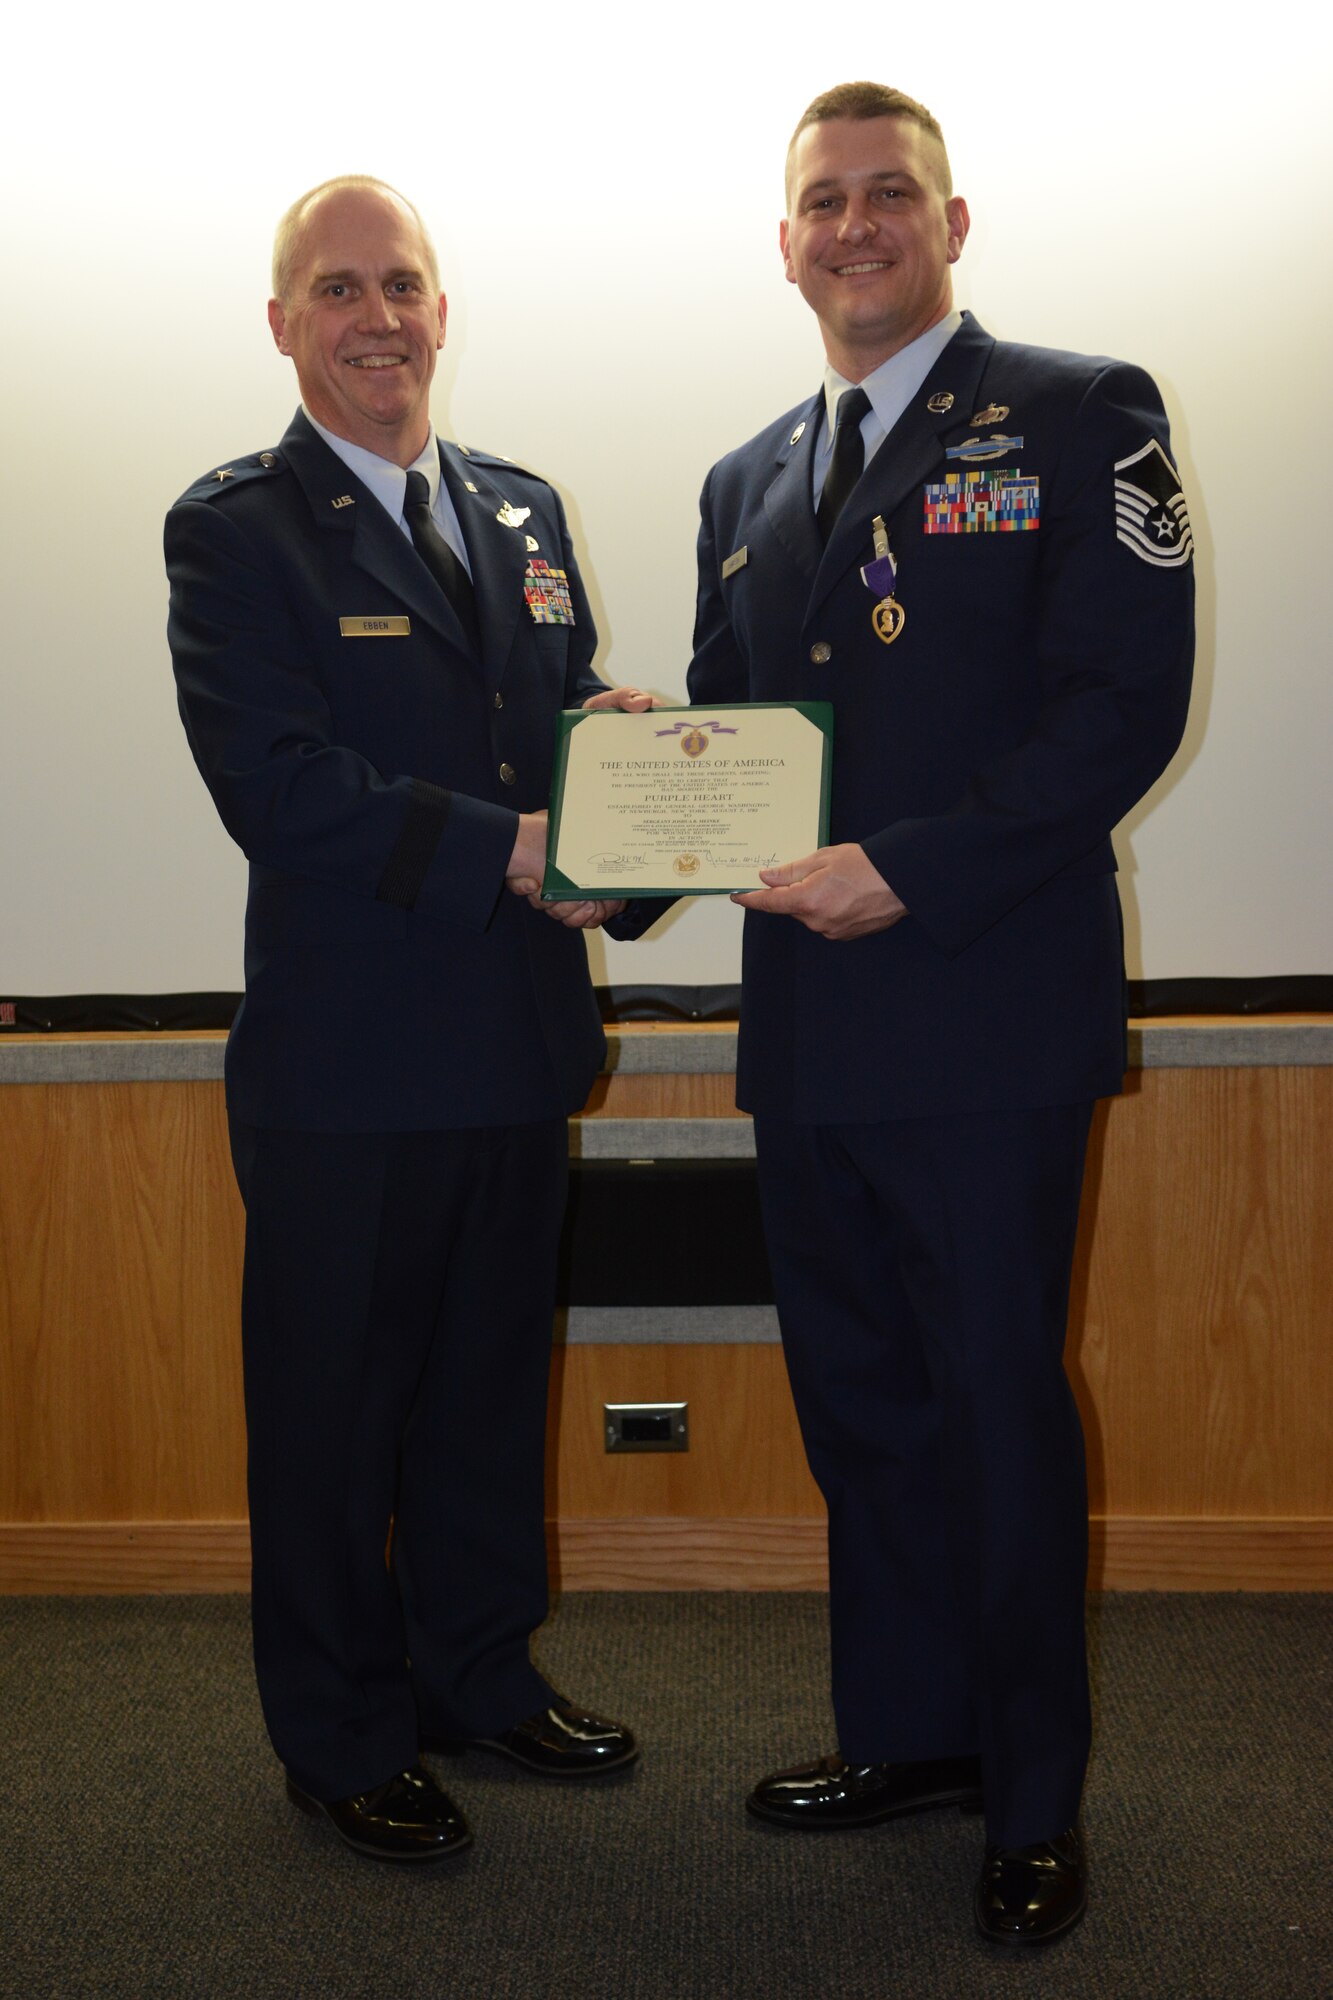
[271,175,440,302]
[785,83,952,204]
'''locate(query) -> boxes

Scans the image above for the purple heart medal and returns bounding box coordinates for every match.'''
[861,515,905,646]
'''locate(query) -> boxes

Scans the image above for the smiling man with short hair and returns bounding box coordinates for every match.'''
[166,176,646,1864]
[675,82,1195,1944]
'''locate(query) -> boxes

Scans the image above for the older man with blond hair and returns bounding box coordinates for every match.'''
[167,175,645,1863]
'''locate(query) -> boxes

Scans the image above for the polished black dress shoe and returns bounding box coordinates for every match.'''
[286,1763,472,1862]
[974,1828,1086,1945]
[424,1697,638,1778]
[747,1752,983,1828]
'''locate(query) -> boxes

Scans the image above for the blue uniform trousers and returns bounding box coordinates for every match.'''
[753,1102,1095,1848]
[228,1118,568,1801]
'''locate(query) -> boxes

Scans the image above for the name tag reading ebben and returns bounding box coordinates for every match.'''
[339,615,411,638]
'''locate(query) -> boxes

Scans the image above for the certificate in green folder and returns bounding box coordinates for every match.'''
[543,702,833,900]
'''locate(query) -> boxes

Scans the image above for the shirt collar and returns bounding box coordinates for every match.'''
[302,408,439,525]
[821,310,964,444]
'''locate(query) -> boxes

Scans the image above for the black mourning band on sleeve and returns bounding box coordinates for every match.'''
[375,779,452,910]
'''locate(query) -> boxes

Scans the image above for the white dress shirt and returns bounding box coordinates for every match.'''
[812,310,964,505]
[303,410,474,578]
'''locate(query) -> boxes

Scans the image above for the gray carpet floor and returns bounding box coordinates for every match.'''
[3,1592,1330,1998]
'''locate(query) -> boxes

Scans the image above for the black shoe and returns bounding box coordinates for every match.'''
[974,1828,1086,1946]
[286,1763,472,1862]
[747,1752,983,1829]
[424,1698,638,1779]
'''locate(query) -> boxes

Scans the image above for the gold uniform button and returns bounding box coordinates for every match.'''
[499,763,516,785]
[493,691,504,709]
[810,641,832,665]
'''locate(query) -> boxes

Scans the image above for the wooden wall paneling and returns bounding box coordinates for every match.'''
[3,1031,1332,1592]
[1071,1069,1333,1521]
[546,1344,822,1523]
[6,1514,1332,1595]
[0,1081,247,1524]
[578,1072,744,1118]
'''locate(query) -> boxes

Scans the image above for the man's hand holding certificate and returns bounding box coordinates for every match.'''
[541,703,832,900]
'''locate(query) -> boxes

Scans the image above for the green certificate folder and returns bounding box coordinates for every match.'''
[543,702,833,900]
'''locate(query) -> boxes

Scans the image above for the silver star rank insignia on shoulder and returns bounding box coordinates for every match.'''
[1114,440,1193,568]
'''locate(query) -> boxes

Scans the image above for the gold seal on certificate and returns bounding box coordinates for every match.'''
[543,702,833,899]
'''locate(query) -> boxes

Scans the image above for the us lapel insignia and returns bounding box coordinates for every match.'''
[790,421,807,445]
[970,403,1009,426]
[497,501,532,529]
[926,392,954,414]
[331,494,355,509]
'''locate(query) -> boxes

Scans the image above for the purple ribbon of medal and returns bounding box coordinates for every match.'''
[861,516,906,647]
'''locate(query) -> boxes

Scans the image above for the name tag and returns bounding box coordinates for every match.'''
[721,546,748,579]
[339,615,411,637]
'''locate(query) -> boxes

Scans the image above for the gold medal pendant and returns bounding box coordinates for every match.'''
[872,596,906,646]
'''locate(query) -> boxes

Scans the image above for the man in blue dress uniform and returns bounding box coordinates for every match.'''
[166,176,645,1863]
[679,83,1194,1943]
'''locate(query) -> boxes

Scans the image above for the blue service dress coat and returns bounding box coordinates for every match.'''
[167,408,607,1133]
[686,312,1194,1121]
[165,411,611,1796]
[678,311,1194,1846]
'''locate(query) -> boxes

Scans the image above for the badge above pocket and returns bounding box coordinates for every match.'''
[923,469,1040,534]
[524,560,575,625]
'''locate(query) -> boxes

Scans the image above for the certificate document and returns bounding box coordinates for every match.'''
[543,702,832,898]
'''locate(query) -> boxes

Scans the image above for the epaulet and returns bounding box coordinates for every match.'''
[451,442,539,480]
[176,449,286,504]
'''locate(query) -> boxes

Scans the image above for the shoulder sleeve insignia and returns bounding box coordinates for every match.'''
[1114,439,1193,568]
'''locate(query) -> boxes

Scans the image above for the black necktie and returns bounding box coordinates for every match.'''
[403,469,480,652]
[816,386,872,542]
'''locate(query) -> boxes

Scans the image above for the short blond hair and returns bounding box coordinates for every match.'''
[785,82,952,204]
[271,175,440,301]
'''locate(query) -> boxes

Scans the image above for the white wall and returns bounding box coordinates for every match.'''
[4,0,1330,993]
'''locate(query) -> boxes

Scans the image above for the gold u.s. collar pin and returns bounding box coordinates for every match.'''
[926,392,954,414]
[331,494,355,510]
[213,467,234,482]
[790,421,807,445]
[971,403,1009,426]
